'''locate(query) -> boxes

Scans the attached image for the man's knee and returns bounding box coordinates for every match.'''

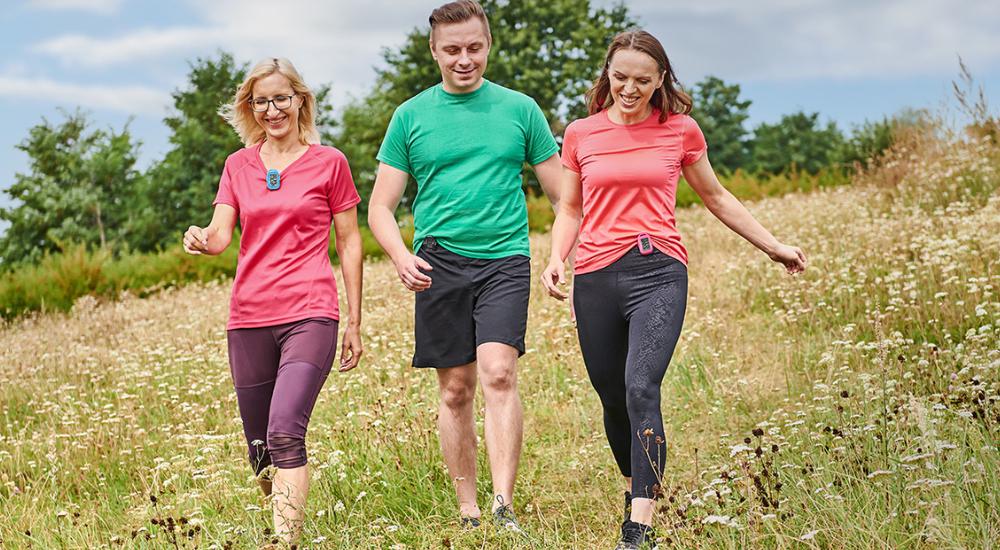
[479,360,517,395]
[440,378,476,411]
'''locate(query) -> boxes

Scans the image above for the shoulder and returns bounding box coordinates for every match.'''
[487,81,539,108]
[311,144,349,164]
[666,112,700,130]
[394,85,440,115]
[565,111,606,138]
[223,146,258,175]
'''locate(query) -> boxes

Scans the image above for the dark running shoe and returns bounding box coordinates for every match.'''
[491,495,526,536]
[614,520,658,550]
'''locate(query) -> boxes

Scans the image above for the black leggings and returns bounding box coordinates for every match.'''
[573,248,688,500]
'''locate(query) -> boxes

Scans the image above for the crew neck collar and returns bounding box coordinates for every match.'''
[439,79,490,100]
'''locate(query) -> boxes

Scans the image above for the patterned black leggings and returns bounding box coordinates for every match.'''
[573,248,688,499]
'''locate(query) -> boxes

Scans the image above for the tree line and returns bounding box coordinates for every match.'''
[0,0,902,268]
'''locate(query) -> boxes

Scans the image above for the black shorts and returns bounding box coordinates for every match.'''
[413,236,530,368]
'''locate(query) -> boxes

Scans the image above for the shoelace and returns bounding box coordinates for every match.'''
[621,522,645,545]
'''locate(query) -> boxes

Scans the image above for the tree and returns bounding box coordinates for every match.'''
[750,111,844,175]
[689,76,752,174]
[330,0,635,213]
[131,52,248,250]
[0,110,145,267]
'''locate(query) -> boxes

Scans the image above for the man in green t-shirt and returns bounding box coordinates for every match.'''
[368,0,562,532]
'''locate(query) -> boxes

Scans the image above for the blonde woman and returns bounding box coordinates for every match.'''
[182,57,363,544]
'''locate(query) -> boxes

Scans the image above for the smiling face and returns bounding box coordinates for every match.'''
[430,17,490,94]
[251,72,301,143]
[607,48,665,120]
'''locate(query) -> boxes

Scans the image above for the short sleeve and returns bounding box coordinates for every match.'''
[327,152,362,214]
[681,116,708,166]
[212,158,238,214]
[524,101,559,165]
[560,121,581,173]
[376,107,412,174]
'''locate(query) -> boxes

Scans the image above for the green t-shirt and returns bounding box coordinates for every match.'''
[377,79,558,258]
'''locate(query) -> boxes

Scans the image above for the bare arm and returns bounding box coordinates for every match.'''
[333,205,363,371]
[682,154,806,273]
[531,153,563,209]
[182,204,237,256]
[540,168,583,300]
[367,162,434,291]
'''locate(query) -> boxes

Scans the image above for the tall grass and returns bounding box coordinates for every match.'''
[0,111,996,548]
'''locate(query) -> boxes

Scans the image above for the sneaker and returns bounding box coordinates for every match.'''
[460,516,481,529]
[491,495,525,536]
[622,491,633,524]
[614,520,658,550]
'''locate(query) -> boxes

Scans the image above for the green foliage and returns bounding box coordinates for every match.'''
[751,111,845,174]
[0,243,237,320]
[676,168,852,208]
[689,76,752,174]
[330,0,635,213]
[130,53,248,251]
[0,110,145,267]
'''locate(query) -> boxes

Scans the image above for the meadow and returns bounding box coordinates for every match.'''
[0,120,997,548]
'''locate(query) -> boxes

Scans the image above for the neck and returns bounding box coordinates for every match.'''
[442,77,484,95]
[263,133,304,155]
[608,104,652,125]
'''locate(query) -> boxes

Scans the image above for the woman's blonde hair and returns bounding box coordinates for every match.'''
[220,57,320,146]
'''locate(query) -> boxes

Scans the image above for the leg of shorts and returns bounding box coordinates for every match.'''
[413,241,477,368]
[621,262,688,499]
[573,270,633,479]
[227,327,280,475]
[267,317,339,469]
[472,254,530,354]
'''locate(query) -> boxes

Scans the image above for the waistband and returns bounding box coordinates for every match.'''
[592,247,682,273]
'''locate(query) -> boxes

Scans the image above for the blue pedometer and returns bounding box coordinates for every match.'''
[266,169,280,191]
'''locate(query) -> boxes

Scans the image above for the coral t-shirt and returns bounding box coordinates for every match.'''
[561,109,707,274]
[213,143,361,329]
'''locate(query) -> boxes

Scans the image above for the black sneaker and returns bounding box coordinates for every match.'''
[622,491,633,524]
[460,516,481,529]
[491,495,525,536]
[614,520,658,550]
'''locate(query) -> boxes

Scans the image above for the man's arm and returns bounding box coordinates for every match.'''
[367,162,434,291]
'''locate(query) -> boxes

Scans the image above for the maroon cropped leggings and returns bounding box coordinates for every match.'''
[226,317,337,474]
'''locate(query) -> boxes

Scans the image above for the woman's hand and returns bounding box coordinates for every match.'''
[769,243,807,274]
[541,257,569,300]
[182,225,216,255]
[339,324,363,372]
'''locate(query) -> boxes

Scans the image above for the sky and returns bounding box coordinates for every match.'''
[1,0,999,222]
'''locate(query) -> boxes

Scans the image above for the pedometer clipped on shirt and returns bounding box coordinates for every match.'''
[637,233,654,255]
[266,169,281,191]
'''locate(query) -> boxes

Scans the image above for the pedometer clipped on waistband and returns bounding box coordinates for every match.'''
[637,233,654,255]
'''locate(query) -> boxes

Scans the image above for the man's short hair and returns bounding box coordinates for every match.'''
[429,0,492,43]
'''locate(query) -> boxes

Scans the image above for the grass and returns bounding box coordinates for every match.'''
[0,122,997,548]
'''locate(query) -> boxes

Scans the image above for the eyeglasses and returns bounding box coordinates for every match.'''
[249,94,297,112]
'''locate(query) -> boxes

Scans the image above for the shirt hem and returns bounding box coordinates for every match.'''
[227,310,340,330]
[574,244,687,275]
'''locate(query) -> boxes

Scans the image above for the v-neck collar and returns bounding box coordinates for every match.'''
[255,141,314,174]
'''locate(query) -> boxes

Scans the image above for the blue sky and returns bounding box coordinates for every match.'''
[2,0,999,222]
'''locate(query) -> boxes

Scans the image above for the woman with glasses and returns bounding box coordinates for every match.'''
[182,57,363,545]
[541,32,806,549]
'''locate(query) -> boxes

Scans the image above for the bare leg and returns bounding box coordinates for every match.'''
[437,363,480,518]
[476,343,522,512]
[271,465,309,544]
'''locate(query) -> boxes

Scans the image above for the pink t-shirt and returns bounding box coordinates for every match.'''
[561,109,707,275]
[213,143,361,329]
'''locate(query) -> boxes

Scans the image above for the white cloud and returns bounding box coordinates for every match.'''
[619,0,1000,82]
[0,76,169,115]
[34,27,216,67]
[29,0,122,14]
